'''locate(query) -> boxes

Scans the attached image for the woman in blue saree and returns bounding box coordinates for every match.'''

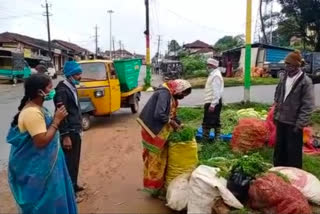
[7,74,77,214]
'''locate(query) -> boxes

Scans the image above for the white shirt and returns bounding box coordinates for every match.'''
[284,71,303,101]
[204,68,224,107]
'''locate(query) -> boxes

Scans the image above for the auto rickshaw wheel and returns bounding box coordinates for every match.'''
[130,97,139,114]
[82,114,91,131]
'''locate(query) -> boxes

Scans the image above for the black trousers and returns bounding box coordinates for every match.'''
[274,122,303,169]
[202,99,222,140]
[62,133,82,190]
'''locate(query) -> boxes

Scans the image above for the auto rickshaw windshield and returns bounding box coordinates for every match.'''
[80,62,108,81]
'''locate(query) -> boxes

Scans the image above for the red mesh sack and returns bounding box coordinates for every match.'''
[249,173,312,214]
[265,106,276,147]
[231,118,269,153]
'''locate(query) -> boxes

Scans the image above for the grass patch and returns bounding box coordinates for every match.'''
[187,77,280,89]
[178,102,320,180]
[311,110,320,125]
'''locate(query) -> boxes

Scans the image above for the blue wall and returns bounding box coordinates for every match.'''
[266,49,291,63]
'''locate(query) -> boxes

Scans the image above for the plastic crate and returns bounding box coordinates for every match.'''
[114,58,142,92]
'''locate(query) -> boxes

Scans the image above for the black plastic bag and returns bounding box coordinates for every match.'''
[227,171,253,203]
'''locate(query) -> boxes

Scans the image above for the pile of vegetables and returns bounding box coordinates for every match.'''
[221,109,239,134]
[168,126,195,143]
[237,108,268,120]
[232,153,272,178]
[202,153,272,179]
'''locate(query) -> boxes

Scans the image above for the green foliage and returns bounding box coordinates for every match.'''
[168,40,181,52]
[278,0,320,51]
[213,35,245,52]
[180,55,206,76]
[221,109,239,134]
[167,126,195,143]
[311,110,320,125]
[232,153,272,178]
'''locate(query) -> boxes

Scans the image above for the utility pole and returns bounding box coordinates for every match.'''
[43,0,52,62]
[157,35,161,58]
[144,0,151,87]
[112,36,115,58]
[107,10,114,60]
[119,40,122,57]
[95,25,98,58]
[244,0,252,102]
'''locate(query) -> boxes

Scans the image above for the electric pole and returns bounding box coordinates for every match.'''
[119,40,122,58]
[43,0,52,62]
[95,25,98,58]
[108,10,114,60]
[112,36,115,58]
[157,35,161,58]
[144,0,151,87]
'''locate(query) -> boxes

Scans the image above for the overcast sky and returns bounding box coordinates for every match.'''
[0,0,281,55]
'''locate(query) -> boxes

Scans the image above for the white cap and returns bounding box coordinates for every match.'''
[207,58,219,67]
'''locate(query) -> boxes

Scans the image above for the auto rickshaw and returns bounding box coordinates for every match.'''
[160,60,183,81]
[0,50,31,84]
[77,59,143,130]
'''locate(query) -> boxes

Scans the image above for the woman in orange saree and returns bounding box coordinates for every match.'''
[137,79,192,196]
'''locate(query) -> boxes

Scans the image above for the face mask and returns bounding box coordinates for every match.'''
[41,89,56,101]
[174,94,185,100]
[70,77,80,85]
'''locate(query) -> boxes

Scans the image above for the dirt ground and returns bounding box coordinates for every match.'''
[0,109,174,214]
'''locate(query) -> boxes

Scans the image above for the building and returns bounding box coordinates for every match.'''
[222,43,293,74]
[183,40,219,57]
[104,49,134,59]
[52,40,91,61]
[0,32,91,73]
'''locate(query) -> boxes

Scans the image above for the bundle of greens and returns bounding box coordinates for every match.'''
[201,157,237,178]
[221,109,239,134]
[232,153,272,178]
[168,126,195,143]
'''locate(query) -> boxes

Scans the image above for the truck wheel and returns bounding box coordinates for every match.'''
[82,114,91,131]
[12,77,18,85]
[130,97,139,114]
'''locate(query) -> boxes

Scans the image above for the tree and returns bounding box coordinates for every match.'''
[168,40,181,53]
[214,35,245,52]
[278,0,320,51]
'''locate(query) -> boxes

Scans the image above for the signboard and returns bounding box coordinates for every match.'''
[24,49,32,58]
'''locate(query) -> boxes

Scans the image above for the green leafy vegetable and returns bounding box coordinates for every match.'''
[168,126,195,143]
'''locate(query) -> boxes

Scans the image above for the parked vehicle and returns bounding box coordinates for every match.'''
[160,60,183,81]
[78,59,143,130]
[265,60,285,78]
[302,52,320,84]
[0,50,31,84]
[25,58,57,78]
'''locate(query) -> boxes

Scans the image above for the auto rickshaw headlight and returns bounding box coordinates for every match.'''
[94,90,104,98]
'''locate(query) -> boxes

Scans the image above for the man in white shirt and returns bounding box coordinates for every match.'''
[202,58,224,142]
[274,51,314,168]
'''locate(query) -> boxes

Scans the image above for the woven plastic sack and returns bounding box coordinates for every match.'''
[231,118,269,153]
[188,165,243,214]
[165,139,198,188]
[166,173,190,211]
[270,167,320,205]
[249,173,312,214]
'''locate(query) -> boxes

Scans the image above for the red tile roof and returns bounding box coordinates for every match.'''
[183,40,212,49]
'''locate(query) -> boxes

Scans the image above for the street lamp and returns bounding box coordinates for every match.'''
[107,10,114,60]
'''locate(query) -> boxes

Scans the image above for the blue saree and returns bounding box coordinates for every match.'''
[6,108,77,214]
